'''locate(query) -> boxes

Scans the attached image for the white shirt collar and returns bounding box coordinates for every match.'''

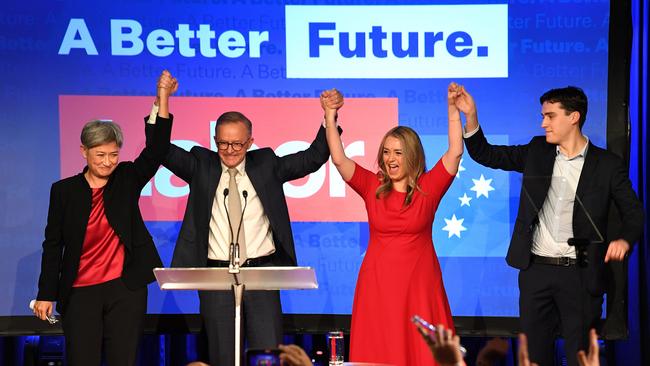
[556,135,589,160]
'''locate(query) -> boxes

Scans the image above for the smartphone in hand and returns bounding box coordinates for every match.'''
[411,315,467,357]
[412,314,438,337]
[246,348,281,366]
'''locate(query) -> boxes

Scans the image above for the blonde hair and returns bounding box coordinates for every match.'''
[375,126,426,206]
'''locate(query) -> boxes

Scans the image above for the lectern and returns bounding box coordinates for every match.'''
[154,266,318,366]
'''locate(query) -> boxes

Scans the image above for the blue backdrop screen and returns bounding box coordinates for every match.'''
[0,0,610,317]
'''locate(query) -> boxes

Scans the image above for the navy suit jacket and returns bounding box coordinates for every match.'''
[164,125,333,268]
[465,127,644,295]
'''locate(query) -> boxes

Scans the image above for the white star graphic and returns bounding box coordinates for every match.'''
[470,174,495,198]
[458,193,472,207]
[442,214,467,238]
[455,158,466,178]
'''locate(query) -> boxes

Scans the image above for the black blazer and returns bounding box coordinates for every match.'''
[164,125,333,268]
[36,116,172,314]
[465,127,644,294]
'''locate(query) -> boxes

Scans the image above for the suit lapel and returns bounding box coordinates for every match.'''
[575,142,599,199]
[72,173,93,255]
[208,152,222,203]
[245,153,268,208]
[572,142,604,242]
[526,143,557,211]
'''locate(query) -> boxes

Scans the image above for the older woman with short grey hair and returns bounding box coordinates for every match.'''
[33,71,177,366]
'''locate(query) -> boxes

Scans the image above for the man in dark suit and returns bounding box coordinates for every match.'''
[454,86,643,366]
[154,91,342,365]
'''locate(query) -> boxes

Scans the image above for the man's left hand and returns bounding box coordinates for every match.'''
[604,239,630,262]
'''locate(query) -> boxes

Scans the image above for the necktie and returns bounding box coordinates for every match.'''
[228,168,246,264]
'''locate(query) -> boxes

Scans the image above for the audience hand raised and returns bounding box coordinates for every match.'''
[577,329,600,366]
[415,322,465,366]
[279,344,313,366]
[517,334,539,366]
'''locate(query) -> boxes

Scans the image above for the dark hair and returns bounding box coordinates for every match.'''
[215,111,253,136]
[539,86,588,129]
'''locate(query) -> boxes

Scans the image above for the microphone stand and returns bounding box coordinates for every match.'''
[223,188,238,273]
[227,189,248,366]
[224,190,248,273]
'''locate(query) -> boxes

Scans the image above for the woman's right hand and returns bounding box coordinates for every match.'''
[33,300,54,321]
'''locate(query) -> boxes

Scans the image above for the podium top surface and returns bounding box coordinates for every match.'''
[153,266,318,291]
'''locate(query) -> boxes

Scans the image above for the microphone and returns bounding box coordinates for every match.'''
[234,190,249,263]
[568,238,590,267]
[223,188,235,265]
[29,300,58,324]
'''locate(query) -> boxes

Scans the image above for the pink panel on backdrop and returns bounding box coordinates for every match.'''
[59,96,397,221]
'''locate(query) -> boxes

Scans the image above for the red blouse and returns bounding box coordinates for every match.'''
[73,187,125,287]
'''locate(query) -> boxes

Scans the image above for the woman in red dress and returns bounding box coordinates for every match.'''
[321,83,466,366]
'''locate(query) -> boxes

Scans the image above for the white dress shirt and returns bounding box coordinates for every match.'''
[531,140,588,258]
[208,160,275,261]
[148,103,275,260]
[464,125,589,258]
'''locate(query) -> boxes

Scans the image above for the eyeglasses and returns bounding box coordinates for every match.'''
[216,139,249,151]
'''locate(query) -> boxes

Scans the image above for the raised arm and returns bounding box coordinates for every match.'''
[459,86,529,172]
[156,70,177,118]
[132,71,176,188]
[322,88,355,181]
[274,93,343,182]
[456,85,479,133]
[441,82,464,175]
[144,71,199,184]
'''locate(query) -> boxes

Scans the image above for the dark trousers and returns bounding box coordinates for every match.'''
[62,278,147,366]
[519,263,603,366]
[199,289,283,366]
[200,257,284,366]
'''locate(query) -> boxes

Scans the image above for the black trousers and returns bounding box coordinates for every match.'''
[200,258,283,366]
[519,263,603,366]
[62,278,147,366]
